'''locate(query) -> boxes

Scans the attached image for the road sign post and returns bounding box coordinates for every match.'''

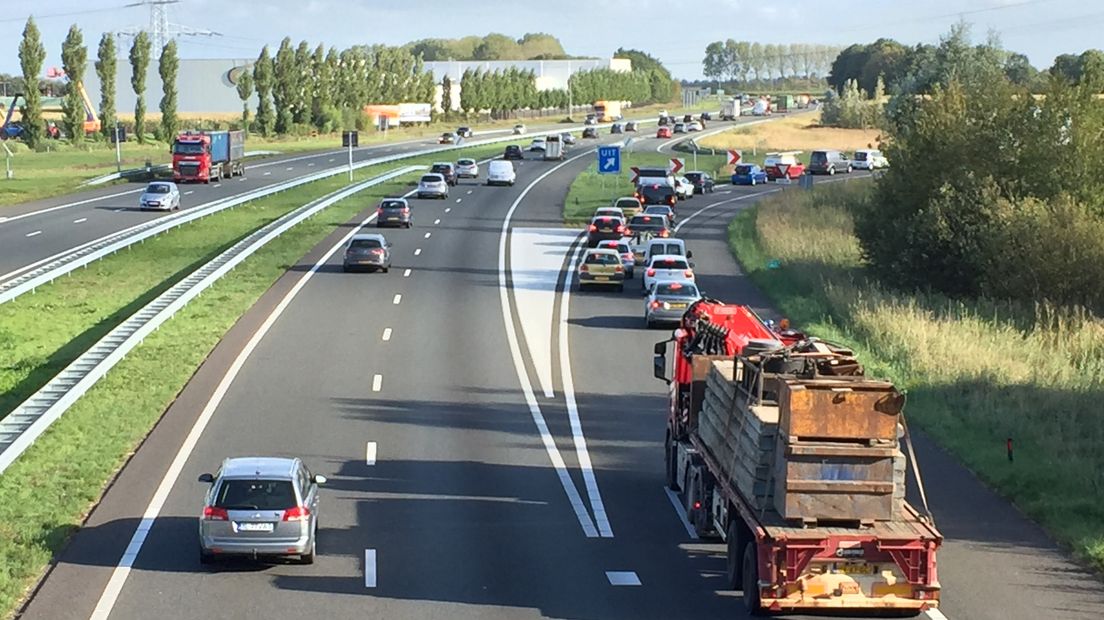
[343,130,359,182]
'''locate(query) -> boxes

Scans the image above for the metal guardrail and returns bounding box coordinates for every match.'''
[0,165,423,474]
[0,120,634,307]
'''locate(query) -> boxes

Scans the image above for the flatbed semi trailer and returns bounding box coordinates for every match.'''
[655,300,942,614]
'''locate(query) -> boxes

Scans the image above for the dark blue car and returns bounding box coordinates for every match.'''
[732,163,769,186]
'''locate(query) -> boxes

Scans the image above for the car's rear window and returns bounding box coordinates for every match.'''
[457,158,475,166]
[854,152,869,161]
[214,479,297,510]
[735,165,754,174]
[421,175,442,183]
[645,206,671,214]
[630,215,666,228]
[641,186,675,199]
[616,199,639,208]
[380,200,405,209]
[585,253,619,265]
[349,238,382,249]
[653,258,689,269]
[431,164,452,172]
[684,173,702,181]
[651,243,682,255]
[593,217,622,227]
[147,184,171,194]
[810,152,829,163]
[655,282,698,296]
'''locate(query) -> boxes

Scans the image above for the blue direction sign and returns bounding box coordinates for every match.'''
[597,145,621,175]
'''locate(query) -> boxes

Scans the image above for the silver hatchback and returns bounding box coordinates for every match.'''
[197,457,325,564]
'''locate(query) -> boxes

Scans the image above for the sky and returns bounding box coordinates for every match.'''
[0,0,1099,80]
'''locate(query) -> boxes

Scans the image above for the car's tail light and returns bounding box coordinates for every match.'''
[660,230,670,238]
[667,196,676,206]
[203,506,228,521]
[615,224,624,234]
[651,300,661,309]
[685,269,694,278]
[623,228,632,236]
[580,264,589,273]
[402,207,410,214]
[376,208,383,216]
[371,248,385,255]
[623,253,633,260]
[615,265,624,272]
[589,224,597,232]
[647,268,656,277]
[282,506,311,522]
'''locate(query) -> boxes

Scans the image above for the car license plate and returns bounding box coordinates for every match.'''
[670,303,687,308]
[595,276,610,281]
[236,522,274,532]
[388,217,399,221]
[836,562,875,575]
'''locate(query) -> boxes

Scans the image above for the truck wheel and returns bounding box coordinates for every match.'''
[725,521,742,589]
[742,542,764,615]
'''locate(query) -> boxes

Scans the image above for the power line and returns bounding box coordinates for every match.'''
[0,5,128,23]
[836,0,1064,33]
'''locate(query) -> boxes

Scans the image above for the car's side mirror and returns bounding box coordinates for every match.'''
[686,250,693,259]
[198,473,214,484]
[689,261,696,269]
[653,340,668,355]
[387,242,393,247]
[653,354,670,384]
[312,474,327,485]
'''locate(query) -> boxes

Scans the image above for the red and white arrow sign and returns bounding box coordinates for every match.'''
[629,166,640,185]
[669,158,684,175]
[727,149,742,165]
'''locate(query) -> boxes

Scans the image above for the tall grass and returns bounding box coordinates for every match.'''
[729,182,1104,568]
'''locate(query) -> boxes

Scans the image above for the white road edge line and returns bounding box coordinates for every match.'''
[673,190,778,235]
[498,147,601,539]
[558,238,613,538]
[87,207,382,620]
[381,327,392,341]
[372,374,383,392]
[664,487,699,540]
[365,442,377,466]
[365,549,377,588]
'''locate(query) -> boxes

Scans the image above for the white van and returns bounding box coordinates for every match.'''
[645,238,691,265]
[487,160,516,186]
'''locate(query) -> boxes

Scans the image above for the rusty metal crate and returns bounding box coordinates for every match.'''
[778,379,903,443]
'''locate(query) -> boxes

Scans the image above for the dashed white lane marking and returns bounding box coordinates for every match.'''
[366,442,377,466]
[25,230,42,237]
[308,162,315,167]
[183,190,194,195]
[466,190,473,194]
[329,158,335,162]
[264,171,272,175]
[73,218,87,224]
[445,208,451,213]
[403,269,411,277]
[433,219,440,225]
[237,177,246,182]
[925,610,950,620]
[414,248,422,256]
[365,549,377,588]
[455,198,462,203]
[286,166,294,171]
[212,184,221,188]
[381,328,392,341]
[606,571,641,586]
[664,487,699,540]
[392,294,402,304]
[372,374,382,392]
[423,232,431,239]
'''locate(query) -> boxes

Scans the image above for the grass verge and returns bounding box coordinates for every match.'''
[0,141,507,618]
[697,110,882,154]
[563,151,728,224]
[727,182,1104,569]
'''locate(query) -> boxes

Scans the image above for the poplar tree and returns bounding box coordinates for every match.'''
[235,65,253,134]
[158,40,179,140]
[129,31,151,143]
[61,24,88,144]
[17,17,46,147]
[252,46,274,136]
[95,33,117,139]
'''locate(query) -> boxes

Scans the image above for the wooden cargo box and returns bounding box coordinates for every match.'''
[778,379,903,443]
[772,440,905,523]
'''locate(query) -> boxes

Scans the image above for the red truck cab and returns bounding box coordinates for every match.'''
[172,130,245,183]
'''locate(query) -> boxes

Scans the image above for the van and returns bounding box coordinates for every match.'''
[645,238,691,266]
[808,150,853,175]
[487,160,516,186]
[543,135,564,161]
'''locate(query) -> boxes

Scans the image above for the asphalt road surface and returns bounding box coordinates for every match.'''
[17,120,1104,619]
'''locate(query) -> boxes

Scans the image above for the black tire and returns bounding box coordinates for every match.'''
[725,521,742,589]
[828,167,836,176]
[382,266,390,273]
[299,538,316,565]
[742,542,763,615]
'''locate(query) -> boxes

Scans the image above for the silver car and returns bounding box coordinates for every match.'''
[138,181,181,211]
[417,173,449,199]
[645,280,702,328]
[455,158,479,179]
[197,456,326,564]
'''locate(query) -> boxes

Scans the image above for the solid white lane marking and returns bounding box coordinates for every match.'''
[0,187,143,226]
[183,190,194,195]
[25,230,42,237]
[664,487,699,540]
[365,549,377,588]
[445,208,451,213]
[674,191,777,235]
[414,248,422,256]
[366,442,377,466]
[433,219,440,225]
[73,218,87,224]
[558,237,612,538]
[381,327,392,341]
[606,571,641,586]
[403,268,411,277]
[498,147,602,538]
[393,294,402,304]
[86,206,386,620]
[423,232,431,239]
[372,374,382,392]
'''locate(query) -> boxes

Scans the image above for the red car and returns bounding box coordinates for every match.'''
[656,126,673,139]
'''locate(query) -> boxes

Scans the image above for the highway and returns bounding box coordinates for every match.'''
[16,122,1104,619]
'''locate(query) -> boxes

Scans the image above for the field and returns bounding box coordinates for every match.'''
[727,183,1104,569]
[697,111,884,155]
[563,151,727,224]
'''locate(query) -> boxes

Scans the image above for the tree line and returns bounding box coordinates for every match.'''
[847,24,1104,311]
[702,41,840,88]
[409,33,570,61]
